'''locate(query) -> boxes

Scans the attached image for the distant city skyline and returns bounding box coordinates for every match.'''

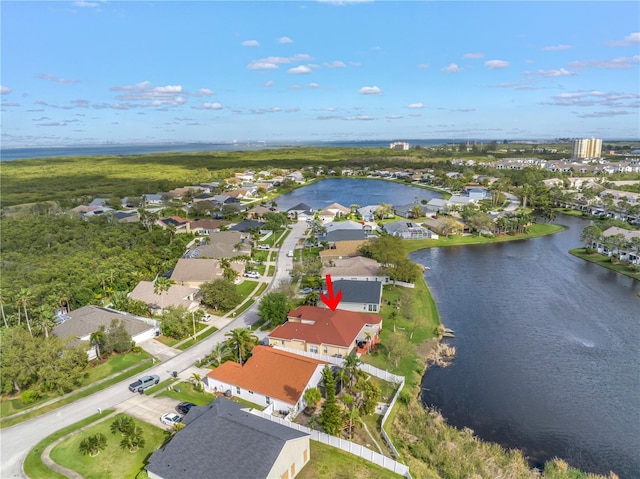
[1,1,639,147]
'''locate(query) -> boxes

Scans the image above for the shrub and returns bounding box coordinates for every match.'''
[21,389,40,405]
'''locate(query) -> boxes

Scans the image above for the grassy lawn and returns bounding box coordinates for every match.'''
[81,351,152,386]
[236,280,259,299]
[156,381,217,405]
[177,325,219,350]
[1,351,150,419]
[1,360,154,429]
[234,298,255,316]
[24,410,115,479]
[402,222,564,254]
[154,335,180,347]
[49,413,166,479]
[569,248,640,280]
[297,440,403,479]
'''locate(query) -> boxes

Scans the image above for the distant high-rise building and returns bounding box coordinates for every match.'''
[572,138,602,159]
[390,141,410,150]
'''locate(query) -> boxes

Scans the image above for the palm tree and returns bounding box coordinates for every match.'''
[224,327,258,364]
[190,372,203,392]
[342,354,361,390]
[17,288,34,337]
[110,416,134,436]
[35,305,56,338]
[209,342,231,367]
[365,331,372,354]
[79,433,108,457]
[120,426,145,453]
[154,277,173,313]
[0,288,8,328]
[90,327,107,360]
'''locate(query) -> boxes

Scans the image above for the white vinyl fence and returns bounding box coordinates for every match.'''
[272,347,411,477]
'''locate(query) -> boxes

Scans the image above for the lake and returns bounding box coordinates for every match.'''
[283,178,639,478]
[414,214,640,478]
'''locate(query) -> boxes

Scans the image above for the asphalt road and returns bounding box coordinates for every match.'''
[0,220,308,478]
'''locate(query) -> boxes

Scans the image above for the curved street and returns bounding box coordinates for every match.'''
[0,220,308,478]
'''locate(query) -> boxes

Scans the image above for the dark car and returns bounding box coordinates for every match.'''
[175,401,196,415]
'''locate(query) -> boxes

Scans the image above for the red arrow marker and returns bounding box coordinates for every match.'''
[320,274,342,311]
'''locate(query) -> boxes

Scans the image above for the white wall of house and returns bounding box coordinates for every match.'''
[332,301,380,313]
[265,436,311,479]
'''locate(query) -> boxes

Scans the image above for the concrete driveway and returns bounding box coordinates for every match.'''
[116,394,181,430]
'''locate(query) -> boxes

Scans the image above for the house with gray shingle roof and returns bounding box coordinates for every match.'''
[322,279,383,313]
[321,256,389,283]
[383,220,438,239]
[53,305,158,360]
[146,398,310,479]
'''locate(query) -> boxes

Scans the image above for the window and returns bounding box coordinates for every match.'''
[236,386,240,394]
[323,346,328,353]
[266,396,270,404]
[290,464,296,477]
[368,304,377,312]
[281,340,285,346]
[309,346,318,353]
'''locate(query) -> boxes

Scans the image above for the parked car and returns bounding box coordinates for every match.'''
[257,244,270,250]
[287,250,294,257]
[160,412,182,426]
[128,375,160,393]
[300,287,313,295]
[175,401,196,415]
[244,271,260,279]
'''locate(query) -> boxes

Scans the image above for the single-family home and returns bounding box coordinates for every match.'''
[128,281,200,315]
[322,280,383,313]
[321,256,388,283]
[111,211,139,223]
[317,202,351,223]
[319,240,367,261]
[146,398,310,479]
[595,227,640,264]
[194,231,251,258]
[53,305,158,360]
[383,220,438,239]
[143,194,164,205]
[186,219,228,235]
[247,204,272,219]
[170,258,244,287]
[465,187,491,201]
[423,217,464,237]
[205,346,328,416]
[157,216,191,232]
[393,203,429,219]
[287,203,314,221]
[357,205,379,222]
[268,306,382,358]
[230,220,265,233]
[426,198,448,213]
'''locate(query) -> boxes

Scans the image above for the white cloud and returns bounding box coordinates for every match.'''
[406,103,423,109]
[278,36,293,44]
[463,52,484,59]
[577,110,633,118]
[543,90,640,109]
[568,57,638,69]
[443,63,463,73]
[195,88,215,96]
[73,1,99,7]
[344,115,375,121]
[358,86,382,95]
[251,107,282,114]
[247,54,312,70]
[386,115,403,119]
[108,81,186,107]
[485,60,510,69]
[0,85,12,95]
[324,60,346,68]
[37,121,68,127]
[201,102,223,110]
[285,107,300,113]
[263,80,274,87]
[288,65,312,74]
[241,40,260,47]
[307,83,320,89]
[605,32,640,47]
[542,44,573,51]
[37,73,80,83]
[524,68,576,77]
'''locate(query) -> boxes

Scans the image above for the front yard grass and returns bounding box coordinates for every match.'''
[297,440,403,479]
[1,351,150,419]
[177,325,219,350]
[49,413,166,479]
[570,247,640,280]
[24,409,115,479]
[156,381,217,405]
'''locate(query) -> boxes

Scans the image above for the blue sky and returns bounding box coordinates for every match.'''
[1,1,639,147]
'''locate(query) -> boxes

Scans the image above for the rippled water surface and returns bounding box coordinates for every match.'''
[414,215,639,478]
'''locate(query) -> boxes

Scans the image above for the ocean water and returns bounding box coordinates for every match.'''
[0,139,465,162]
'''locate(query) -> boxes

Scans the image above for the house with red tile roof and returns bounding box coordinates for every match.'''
[268,306,382,358]
[204,346,328,417]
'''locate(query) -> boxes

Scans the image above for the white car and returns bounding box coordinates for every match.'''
[244,271,260,279]
[160,413,182,427]
[257,244,270,250]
